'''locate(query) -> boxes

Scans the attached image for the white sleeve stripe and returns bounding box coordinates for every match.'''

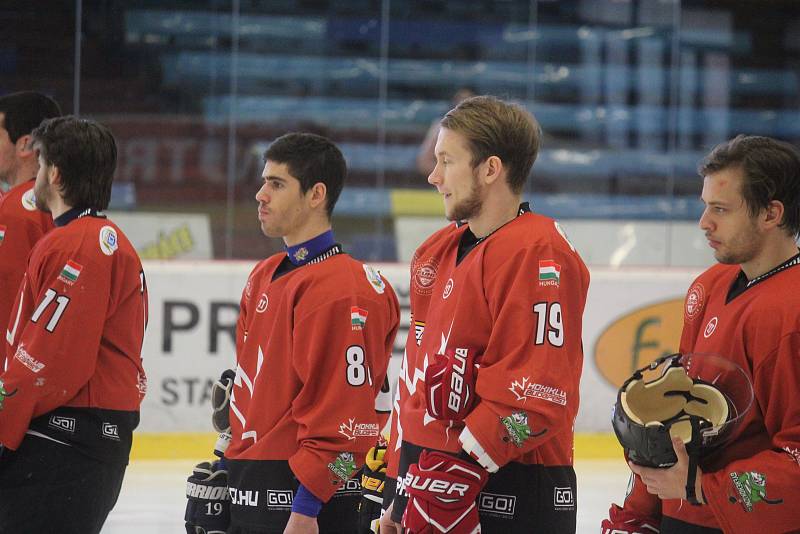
[459,426,499,473]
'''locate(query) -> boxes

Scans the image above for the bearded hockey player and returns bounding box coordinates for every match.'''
[380,95,590,534]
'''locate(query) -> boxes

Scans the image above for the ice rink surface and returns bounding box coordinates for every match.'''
[102,458,632,533]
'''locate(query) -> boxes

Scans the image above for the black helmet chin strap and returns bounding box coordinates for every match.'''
[684,417,703,506]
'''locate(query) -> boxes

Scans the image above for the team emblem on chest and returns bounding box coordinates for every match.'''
[704,316,718,338]
[685,283,705,323]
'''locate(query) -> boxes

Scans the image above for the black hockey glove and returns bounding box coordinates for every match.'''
[211,369,235,457]
[185,460,230,534]
[358,443,387,534]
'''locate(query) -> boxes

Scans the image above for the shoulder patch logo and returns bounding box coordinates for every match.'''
[350,306,368,330]
[0,379,18,410]
[685,283,705,323]
[58,260,83,285]
[99,225,118,256]
[21,189,37,211]
[0,224,6,245]
[500,411,546,447]
[538,260,561,287]
[363,264,386,294]
[412,257,439,296]
[328,452,357,482]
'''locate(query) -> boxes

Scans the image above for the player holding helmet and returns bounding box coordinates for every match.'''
[603,135,800,533]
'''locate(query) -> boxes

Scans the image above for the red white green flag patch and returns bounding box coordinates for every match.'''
[538,260,561,286]
[0,224,6,245]
[58,260,83,285]
[351,306,368,330]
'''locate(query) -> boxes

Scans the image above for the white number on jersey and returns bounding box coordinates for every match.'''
[346,345,372,386]
[31,288,71,333]
[532,301,564,347]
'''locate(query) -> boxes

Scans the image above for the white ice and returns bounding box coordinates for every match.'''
[102,458,632,533]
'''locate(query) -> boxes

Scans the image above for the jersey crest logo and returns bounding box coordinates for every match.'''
[685,283,705,323]
[703,316,718,338]
[412,257,439,296]
[99,226,118,256]
[0,224,6,245]
[363,265,385,294]
[442,278,454,299]
[538,260,561,287]
[728,471,783,512]
[256,293,269,313]
[21,189,37,211]
[58,260,83,285]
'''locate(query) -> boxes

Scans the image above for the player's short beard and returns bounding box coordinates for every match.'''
[33,179,52,213]
[714,219,762,265]
[447,169,484,222]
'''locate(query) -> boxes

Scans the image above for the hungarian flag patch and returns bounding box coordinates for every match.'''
[350,306,368,330]
[58,260,83,285]
[0,224,6,245]
[538,260,561,287]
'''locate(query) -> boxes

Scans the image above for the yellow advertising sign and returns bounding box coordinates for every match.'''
[594,297,684,389]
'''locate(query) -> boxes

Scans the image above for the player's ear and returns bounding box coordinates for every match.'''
[482,155,504,185]
[308,181,327,210]
[762,199,785,230]
[16,134,34,156]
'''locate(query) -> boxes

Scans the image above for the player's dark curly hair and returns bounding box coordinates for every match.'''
[264,132,346,218]
[699,135,800,239]
[32,116,117,211]
[440,95,541,194]
[0,91,61,143]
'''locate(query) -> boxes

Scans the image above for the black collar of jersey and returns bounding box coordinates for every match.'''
[456,202,532,264]
[53,207,106,227]
[272,243,344,281]
[726,249,800,303]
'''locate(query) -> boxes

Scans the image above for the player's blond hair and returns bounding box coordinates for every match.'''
[440,95,541,194]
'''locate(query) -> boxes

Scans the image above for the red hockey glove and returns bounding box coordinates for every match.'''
[600,504,660,534]
[402,451,488,533]
[425,347,480,421]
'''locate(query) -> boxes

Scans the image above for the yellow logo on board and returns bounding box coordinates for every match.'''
[594,298,684,389]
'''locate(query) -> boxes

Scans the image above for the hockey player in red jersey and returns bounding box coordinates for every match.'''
[380,95,590,534]
[602,135,800,533]
[191,133,400,534]
[0,91,61,369]
[0,117,148,533]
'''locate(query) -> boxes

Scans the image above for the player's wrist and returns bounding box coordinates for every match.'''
[291,484,323,518]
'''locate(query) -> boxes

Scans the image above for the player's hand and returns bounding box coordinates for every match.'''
[600,504,660,534]
[425,347,480,421]
[628,437,704,503]
[211,369,235,457]
[402,451,487,533]
[212,369,236,433]
[184,460,230,534]
[283,512,319,534]
[358,444,387,533]
[379,502,402,534]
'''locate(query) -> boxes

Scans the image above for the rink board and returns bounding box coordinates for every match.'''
[135,260,701,458]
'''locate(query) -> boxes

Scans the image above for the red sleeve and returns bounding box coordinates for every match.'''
[460,245,588,470]
[0,209,52,369]
[288,296,396,502]
[701,332,800,532]
[0,248,110,449]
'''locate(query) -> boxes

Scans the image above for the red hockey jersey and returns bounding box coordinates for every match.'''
[1,211,147,462]
[621,261,800,533]
[226,252,400,502]
[0,180,53,369]
[388,209,589,477]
